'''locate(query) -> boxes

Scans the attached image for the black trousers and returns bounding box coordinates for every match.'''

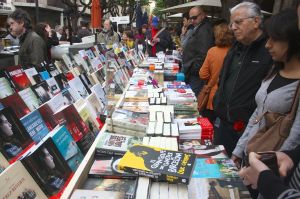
[213,118,243,157]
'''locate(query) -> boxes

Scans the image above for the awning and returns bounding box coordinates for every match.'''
[167,13,183,18]
[160,0,221,12]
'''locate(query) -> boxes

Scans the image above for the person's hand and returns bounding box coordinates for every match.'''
[231,154,242,169]
[276,151,294,177]
[181,26,187,35]
[239,152,270,189]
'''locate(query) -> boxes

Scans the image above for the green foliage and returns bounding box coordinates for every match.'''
[153,0,165,17]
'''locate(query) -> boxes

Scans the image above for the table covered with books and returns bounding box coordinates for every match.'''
[0,43,251,199]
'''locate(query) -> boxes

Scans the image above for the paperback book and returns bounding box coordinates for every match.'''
[68,76,90,99]
[21,138,73,197]
[31,81,53,103]
[3,65,32,91]
[0,107,34,163]
[18,87,42,111]
[118,144,196,184]
[0,161,48,199]
[82,178,138,199]
[0,151,9,174]
[20,109,50,143]
[95,132,143,156]
[71,189,125,199]
[89,155,137,179]
[0,77,14,99]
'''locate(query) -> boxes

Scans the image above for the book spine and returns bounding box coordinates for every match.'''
[87,173,136,179]
[95,148,125,157]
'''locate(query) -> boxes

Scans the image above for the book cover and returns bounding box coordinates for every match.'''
[45,62,60,77]
[18,87,42,111]
[21,138,72,197]
[46,92,67,112]
[0,151,9,174]
[0,161,48,199]
[31,81,53,103]
[68,76,90,99]
[76,103,99,135]
[95,132,143,156]
[46,77,61,96]
[49,125,84,171]
[54,104,89,141]
[188,177,251,199]
[175,118,202,134]
[20,110,50,143]
[71,189,125,199]
[0,92,31,118]
[54,73,70,90]
[39,70,51,80]
[192,158,239,179]
[79,73,93,91]
[118,144,196,185]
[82,178,137,199]
[4,65,32,91]
[86,92,103,117]
[89,155,137,179]
[0,77,14,99]
[24,67,39,85]
[179,141,228,159]
[0,107,34,163]
[38,103,58,131]
[76,131,96,154]
[91,83,107,107]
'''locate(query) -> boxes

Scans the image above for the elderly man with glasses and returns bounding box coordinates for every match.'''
[213,2,273,159]
[181,6,214,96]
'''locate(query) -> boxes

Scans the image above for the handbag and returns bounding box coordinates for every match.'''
[246,81,300,154]
[197,67,221,112]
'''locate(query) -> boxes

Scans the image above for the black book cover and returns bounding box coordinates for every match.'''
[31,81,53,103]
[21,138,72,197]
[0,107,34,163]
[54,73,69,91]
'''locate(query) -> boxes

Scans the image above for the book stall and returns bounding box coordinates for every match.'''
[0,41,251,199]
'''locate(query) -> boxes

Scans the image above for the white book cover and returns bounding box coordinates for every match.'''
[18,87,42,111]
[68,76,89,99]
[175,118,202,134]
[91,83,107,107]
[0,77,14,99]
[24,67,38,85]
[46,77,60,95]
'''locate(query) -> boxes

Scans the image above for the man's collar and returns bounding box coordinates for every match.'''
[19,30,29,43]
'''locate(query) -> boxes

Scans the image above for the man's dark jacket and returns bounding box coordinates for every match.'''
[182,17,214,77]
[213,34,273,123]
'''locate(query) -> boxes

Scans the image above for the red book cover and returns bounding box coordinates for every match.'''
[0,92,31,118]
[53,104,89,141]
[4,65,32,91]
[38,103,58,131]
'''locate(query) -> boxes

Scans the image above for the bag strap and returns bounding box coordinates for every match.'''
[153,28,166,40]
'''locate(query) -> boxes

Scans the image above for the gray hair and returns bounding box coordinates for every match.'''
[230,2,263,28]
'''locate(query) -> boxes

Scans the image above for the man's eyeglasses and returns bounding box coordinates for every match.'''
[189,13,202,20]
[229,16,255,28]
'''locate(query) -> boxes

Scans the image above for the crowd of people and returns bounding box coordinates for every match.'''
[3,1,300,198]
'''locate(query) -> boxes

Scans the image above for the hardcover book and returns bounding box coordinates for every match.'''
[48,125,84,171]
[192,158,239,179]
[18,87,42,111]
[82,178,137,199]
[21,138,72,197]
[53,104,90,141]
[95,132,143,156]
[31,81,53,103]
[3,65,32,91]
[0,107,34,163]
[0,161,48,199]
[118,144,196,184]
[0,77,14,99]
[89,155,137,179]
[0,92,31,119]
[20,110,50,143]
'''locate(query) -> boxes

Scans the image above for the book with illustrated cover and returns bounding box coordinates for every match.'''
[76,131,96,154]
[91,83,107,108]
[3,65,32,91]
[68,76,90,99]
[24,67,39,85]
[71,189,125,199]
[21,138,72,197]
[20,110,50,143]
[46,77,61,96]
[0,77,14,99]
[31,81,53,103]
[188,177,251,199]
[45,61,60,77]
[82,178,138,199]
[0,92,31,118]
[91,68,105,85]
[54,73,69,91]
[125,90,148,102]
[175,118,201,140]
[86,92,103,117]
[54,104,90,141]
[0,107,34,163]
[46,92,67,112]
[0,151,9,174]
[95,132,143,157]
[179,141,227,159]
[48,125,84,171]
[79,73,93,90]
[118,144,196,184]
[38,103,58,131]
[18,87,42,111]
[89,155,137,179]
[0,161,48,199]
[39,70,51,80]
[76,102,100,136]
[192,158,238,179]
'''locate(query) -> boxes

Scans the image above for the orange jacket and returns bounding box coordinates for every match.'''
[199,46,230,110]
